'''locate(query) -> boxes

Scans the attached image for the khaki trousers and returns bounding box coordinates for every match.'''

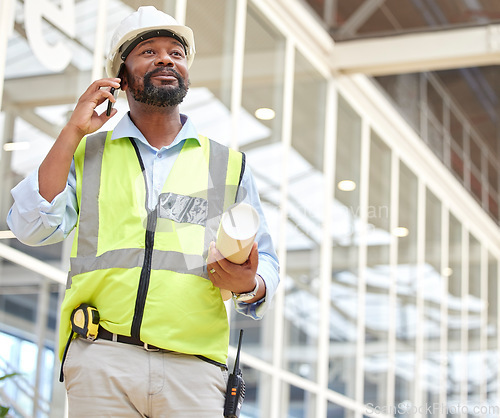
[63,337,228,417]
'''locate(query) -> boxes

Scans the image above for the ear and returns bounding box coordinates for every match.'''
[119,66,128,91]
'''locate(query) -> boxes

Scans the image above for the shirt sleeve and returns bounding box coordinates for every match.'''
[232,164,280,320]
[6,164,79,246]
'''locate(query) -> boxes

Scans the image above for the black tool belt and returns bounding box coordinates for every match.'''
[98,326,228,370]
[97,326,164,351]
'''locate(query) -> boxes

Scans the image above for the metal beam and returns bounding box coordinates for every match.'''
[336,0,387,39]
[3,71,90,107]
[0,242,66,285]
[331,24,500,75]
[12,106,62,139]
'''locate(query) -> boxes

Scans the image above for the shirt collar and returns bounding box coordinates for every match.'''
[110,112,200,149]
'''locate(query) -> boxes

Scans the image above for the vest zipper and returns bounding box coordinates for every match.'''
[128,136,157,340]
[131,208,157,339]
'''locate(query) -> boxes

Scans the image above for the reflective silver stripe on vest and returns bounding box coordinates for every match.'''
[68,248,205,278]
[77,132,107,258]
[203,140,228,260]
[68,135,235,288]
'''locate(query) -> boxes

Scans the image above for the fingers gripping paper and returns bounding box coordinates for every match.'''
[216,203,260,301]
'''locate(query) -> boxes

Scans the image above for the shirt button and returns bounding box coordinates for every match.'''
[157,153,163,159]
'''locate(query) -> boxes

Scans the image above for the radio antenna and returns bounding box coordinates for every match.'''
[233,329,243,374]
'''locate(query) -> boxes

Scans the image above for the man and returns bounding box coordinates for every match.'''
[7,6,279,417]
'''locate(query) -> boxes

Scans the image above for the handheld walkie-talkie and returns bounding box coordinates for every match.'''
[224,329,246,418]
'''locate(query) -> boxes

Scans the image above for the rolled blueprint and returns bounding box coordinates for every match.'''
[216,203,260,300]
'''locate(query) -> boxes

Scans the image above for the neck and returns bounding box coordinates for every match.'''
[128,103,183,149]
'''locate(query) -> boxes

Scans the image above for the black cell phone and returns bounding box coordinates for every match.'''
[106,65,123,117]
[106,87,116,117]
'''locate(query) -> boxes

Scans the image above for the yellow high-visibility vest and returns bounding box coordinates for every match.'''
[58,131,244,364]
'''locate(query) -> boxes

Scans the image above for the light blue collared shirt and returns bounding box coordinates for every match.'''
[7,113,279,319]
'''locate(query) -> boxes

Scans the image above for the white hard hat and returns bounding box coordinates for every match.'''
[106,6,196,77]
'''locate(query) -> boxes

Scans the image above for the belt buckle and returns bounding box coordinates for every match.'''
[143,342,160,352]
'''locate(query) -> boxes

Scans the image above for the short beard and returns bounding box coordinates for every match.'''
[127,67,188,107]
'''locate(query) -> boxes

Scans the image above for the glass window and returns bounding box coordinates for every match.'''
[184,0,237,147]
[487,252,499,405]
[449,110,464,181]
[283,50,327,382]
[469,136,483,203]
[328,401,347,417]
[0,264,59,418]
[186,0,235,112]
[364,131,391,407]
[447,213,463,404]
[423,189,442,407]
[426,81,444,161]
[374,74,421,133]
[329,96,361,403]
[468,234,483,407]
[487,253,498,333]
[394,161,418,407]
[284,383,317,417]
[487,161,498,221]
